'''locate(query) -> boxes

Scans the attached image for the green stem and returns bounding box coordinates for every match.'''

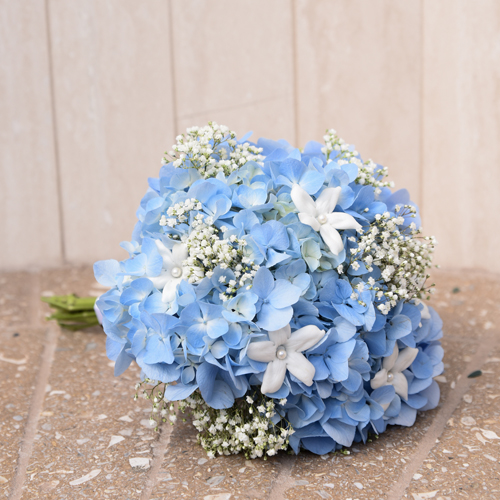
[41,294,100,331]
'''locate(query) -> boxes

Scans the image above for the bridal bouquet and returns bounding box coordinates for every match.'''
[94,123,443,458]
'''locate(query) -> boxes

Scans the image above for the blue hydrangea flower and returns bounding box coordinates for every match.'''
[94,123,443,457]
[252,267,302,331]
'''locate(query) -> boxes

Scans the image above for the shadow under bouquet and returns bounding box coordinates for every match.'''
[94,123,443,459]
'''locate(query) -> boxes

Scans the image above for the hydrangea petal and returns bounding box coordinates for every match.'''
[411,350,434,379]
[389,402,417,427]
[211,341,229,359]
[205,380,235,409]
[94,259,121,287]
[114,347,134,377]
[322,419,356,447]
[257,303,293,331]
[206,318,229,339]
[196,361,218,403]
[251,267,274,299]
[387,315,413,340]
[268,280,301,309]
[301,437,336,455]
[181,366,196,385]
[419,380,441,411]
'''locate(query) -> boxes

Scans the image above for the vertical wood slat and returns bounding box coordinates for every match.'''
[294,0,423,207]
[422,0,500,270]
[48,0,176,264]
[170,0,296,144]
[3,1,500,272]
[0,0,63,270]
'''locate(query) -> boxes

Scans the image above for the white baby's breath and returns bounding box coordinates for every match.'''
[349,206,436,313]
[164,122,263,178]
[322,129,394,189]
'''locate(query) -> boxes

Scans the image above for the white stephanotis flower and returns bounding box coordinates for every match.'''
[149,241,189,303]
[420,302,431,320]
[412,299,431,327]
[370,344,419,402]
[290,184,362,256]
[247,323,325,395]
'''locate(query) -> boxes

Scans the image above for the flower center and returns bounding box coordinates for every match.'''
[171,266,182,278]
[387,372,394,382]
[317,214,328,225]
[276,346,287,360]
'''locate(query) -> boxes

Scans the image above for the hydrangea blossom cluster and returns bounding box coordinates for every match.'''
[95,122,443,457]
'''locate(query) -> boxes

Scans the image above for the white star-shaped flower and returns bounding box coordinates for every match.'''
[247,323,325,395]
[291,184,361,255]
[149,241,189,303]
[370,344,419,402]
[420,303,431,320]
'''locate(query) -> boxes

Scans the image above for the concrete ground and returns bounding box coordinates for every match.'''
[0,267,499,500]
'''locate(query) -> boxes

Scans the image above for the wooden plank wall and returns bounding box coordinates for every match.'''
[0,1,62,268]
[1,0,499,271]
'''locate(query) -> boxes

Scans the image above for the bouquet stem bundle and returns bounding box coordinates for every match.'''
[41,295,99,331]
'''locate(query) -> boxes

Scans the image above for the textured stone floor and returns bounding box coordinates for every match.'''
[0,267,499,500]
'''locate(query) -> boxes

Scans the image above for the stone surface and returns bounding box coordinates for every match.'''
[1,267,500,500]
[406,345,500,500]
[0,272,45,497]
[152,417,280,499]
[22,267,154,499]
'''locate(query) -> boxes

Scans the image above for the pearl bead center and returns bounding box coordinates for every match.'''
[276,346,287,360]
[317,214,328,225]
[387,372,394,382]
[171,266,182,278]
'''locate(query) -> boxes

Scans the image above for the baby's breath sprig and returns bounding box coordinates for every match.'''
[188,391,293,459]
[134,378,177,431]
[183,216,259,296]
[163,122,264,179]
[346,205,436,314]
[322,129,394,190]
[134,382,293,460]
[159,198,202,229]
[160,199,260,293]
